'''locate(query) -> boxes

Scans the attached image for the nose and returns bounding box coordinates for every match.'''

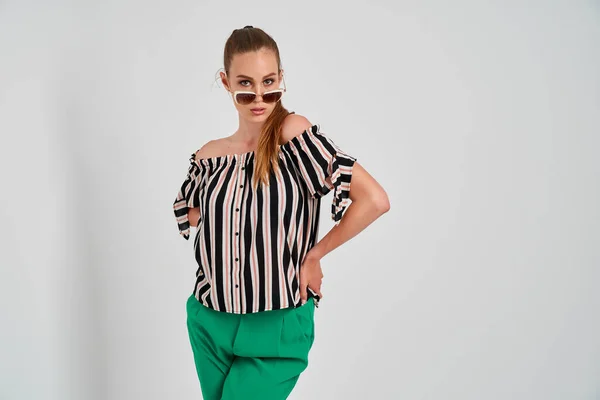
[253,91,266,103]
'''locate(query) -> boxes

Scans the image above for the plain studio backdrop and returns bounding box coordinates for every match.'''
[1,1,599,399]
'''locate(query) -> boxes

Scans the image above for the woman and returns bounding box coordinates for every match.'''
[173,25,390,400]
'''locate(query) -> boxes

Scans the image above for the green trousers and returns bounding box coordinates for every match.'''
[185,294,316,400]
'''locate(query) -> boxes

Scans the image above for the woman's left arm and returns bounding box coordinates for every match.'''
[307,160,390,262]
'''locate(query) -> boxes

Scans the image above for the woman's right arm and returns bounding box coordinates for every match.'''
[188,207,200,228]
[187,141,216,230]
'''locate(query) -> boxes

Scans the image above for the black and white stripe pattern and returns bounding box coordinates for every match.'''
[173,124,357,314]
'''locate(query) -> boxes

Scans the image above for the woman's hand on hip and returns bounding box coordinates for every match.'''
[299,252,324,304]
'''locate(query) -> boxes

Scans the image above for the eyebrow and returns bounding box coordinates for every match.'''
[236,72,277,80]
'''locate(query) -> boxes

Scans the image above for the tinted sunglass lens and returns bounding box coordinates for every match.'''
[236,93,255,105]
[262,91,282,103]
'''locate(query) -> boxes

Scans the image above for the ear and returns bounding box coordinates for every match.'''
[220,71,231,91]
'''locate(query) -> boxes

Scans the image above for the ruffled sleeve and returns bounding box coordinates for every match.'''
[173,152,208,240]
[281,124,357,225]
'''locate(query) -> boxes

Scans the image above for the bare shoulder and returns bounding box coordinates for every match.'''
[280,113,314,145]
[193,139,227,161]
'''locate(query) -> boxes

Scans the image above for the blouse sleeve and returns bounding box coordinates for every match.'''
[173,152,208,240]
[281,124,357,225]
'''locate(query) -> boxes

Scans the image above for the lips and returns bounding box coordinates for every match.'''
[251,108,265,111]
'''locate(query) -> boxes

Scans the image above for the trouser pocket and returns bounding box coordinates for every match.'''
[293,300,315,342]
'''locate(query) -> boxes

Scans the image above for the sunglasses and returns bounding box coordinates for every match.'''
[228,74,287,106]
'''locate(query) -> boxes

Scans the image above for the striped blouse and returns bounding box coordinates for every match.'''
[173,123,357,314]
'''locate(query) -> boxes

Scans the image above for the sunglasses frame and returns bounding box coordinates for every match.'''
[228,73,287,106]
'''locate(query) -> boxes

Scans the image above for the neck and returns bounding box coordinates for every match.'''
[233,116,265,146]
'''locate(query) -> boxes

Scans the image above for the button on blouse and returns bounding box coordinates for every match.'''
[173,123,357,314]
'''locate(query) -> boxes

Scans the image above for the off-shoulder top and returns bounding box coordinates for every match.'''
[173,123,357,314]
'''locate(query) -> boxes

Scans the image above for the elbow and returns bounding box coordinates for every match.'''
[373,190,390,215]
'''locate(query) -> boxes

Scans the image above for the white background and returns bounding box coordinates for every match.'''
[1,1,599,399]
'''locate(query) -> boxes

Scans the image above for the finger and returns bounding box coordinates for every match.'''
[316,281,323,299]
[299,281,307,304]
[307,283,322,301]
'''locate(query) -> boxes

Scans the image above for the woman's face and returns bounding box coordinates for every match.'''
[221,48,282,122]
